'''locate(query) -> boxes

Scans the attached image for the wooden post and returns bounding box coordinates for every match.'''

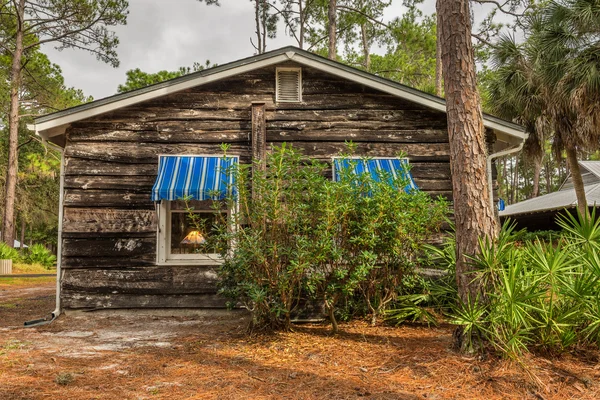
[251,102,267,172]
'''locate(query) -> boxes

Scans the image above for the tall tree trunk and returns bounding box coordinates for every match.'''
[435,0,443,97]
[438,0,498,350]
[361,23,370,70]
[501,157,507,199]
[20,217,25,249]
[261,0,267,53]
[545,160,552,193]
[299,0,304,49]
[328,0,337,60]
[531,158,541,198]
[3,0,25,248]
[565,146,588,217]
[512,156,519,203]
[254,0,262,54]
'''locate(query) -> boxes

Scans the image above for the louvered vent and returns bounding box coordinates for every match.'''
[276,68,302,103]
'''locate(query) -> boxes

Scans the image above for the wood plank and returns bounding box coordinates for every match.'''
[64,175,156,191]
[412,179,453,191]
[97,108,252,122]
[267,129,448,143]
[267,119,445,131]
[409,163,452,180]
[62,208,157,233]
[64,190,154,208]
[61,267,219,295]
[61,255,156,268]
[64,142,251,163]
[69,129,250,143]
[274,142,450,160]
[61,292,228,309]
[71,120,252,133]
[62,231,156,239]
[65,159,158,176]
[267,109,445,123]
[142,93,425,111]
[62,237,155,257]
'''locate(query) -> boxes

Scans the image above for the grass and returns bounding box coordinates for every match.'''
[0,276,55,287]
[12,262,55,274]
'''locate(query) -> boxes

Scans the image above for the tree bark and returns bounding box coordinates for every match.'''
[435,0,443,97]
[328,0,337,60]
[299,0,304,49]
[512,155,519,203]
[361,23,371,70]
[20,217,25,249]
[3,0,26,248]
[531,158,541,198]
[261,0,267,53]
[254,0,262,54]
[565,146,588,217]
[437,0,498,324]
[545,160,552,193]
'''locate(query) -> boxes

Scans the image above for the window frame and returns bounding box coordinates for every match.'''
[276,67,303,103]
[155,154,239,266]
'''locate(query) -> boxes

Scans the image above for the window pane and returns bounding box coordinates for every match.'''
[170,211,226,255]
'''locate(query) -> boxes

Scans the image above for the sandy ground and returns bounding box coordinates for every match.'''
[1,281,600,399]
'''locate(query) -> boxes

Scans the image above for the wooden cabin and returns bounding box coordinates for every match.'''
[30,47,526,310]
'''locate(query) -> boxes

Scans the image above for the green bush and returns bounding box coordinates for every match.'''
[0,242,21,262]
[215,144,447,332]
[25,244,56,269]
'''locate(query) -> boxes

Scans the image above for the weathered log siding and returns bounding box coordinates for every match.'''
[61,63,451,309]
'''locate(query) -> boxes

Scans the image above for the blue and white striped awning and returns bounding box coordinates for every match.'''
[151,156,238,202]
[332,158,417,193]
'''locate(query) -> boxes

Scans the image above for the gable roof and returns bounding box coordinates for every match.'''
[559,161,600,191]
[29,46,527,145]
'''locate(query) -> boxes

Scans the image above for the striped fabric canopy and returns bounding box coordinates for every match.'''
[332,158,417,193]
[151,156,238,202]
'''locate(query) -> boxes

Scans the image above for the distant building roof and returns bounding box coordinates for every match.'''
[501,161,600,217]
[500,182,600,217]
[559,161,600,191]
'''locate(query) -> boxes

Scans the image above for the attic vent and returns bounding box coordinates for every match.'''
[276,68,302,103]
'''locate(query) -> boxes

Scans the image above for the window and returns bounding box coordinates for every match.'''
[276,67,302,103]
[152,155,238,265]
[331,157,418,193]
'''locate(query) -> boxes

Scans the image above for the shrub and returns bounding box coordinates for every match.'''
[216,144,448,332]
[409,211,600,358]
[0,242,21,262]
[25,244,56,269]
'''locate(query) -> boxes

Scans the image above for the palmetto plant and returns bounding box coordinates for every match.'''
[463,211,600,357]
[394,210,600,358]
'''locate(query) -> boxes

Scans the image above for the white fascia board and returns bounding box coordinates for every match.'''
[33,54,290,137]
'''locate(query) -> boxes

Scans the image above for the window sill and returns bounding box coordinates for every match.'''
[157,257,224,266]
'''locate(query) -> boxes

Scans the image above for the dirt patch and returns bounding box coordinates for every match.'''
[0,280,55,327]
[0,283,599,399]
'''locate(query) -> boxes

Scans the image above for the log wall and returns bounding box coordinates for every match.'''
[60,63,452,309]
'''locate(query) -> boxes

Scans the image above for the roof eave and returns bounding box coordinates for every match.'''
[30,46,527,144]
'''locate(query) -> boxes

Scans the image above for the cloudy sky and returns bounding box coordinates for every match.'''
[40,0,503,101]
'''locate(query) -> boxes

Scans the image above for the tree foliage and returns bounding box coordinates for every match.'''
[117,61,215,93]
[0,0,126,246]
